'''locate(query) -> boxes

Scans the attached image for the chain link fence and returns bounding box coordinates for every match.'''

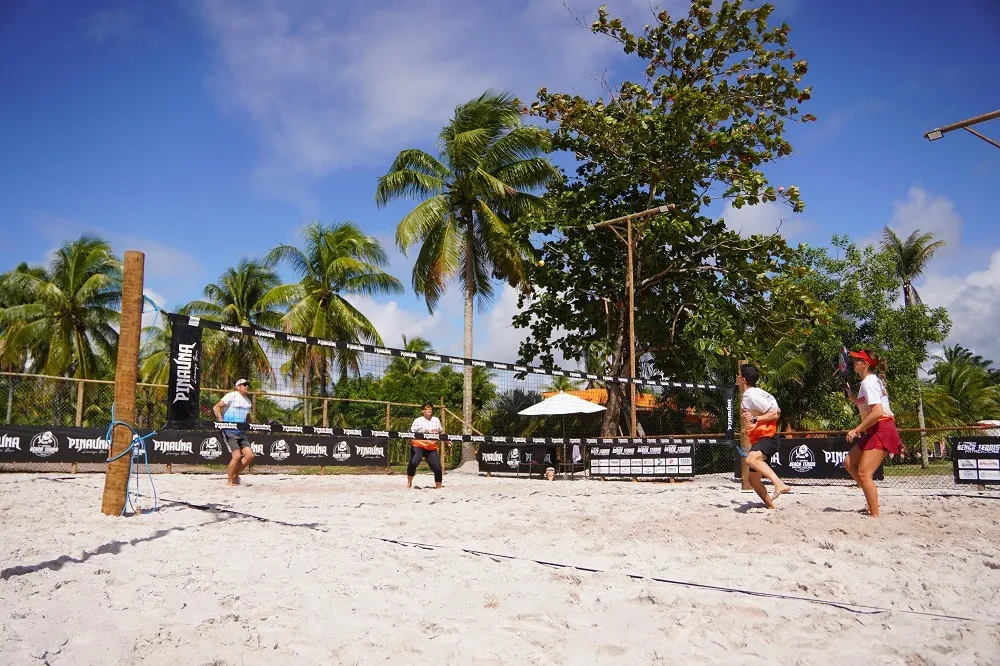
[695,425,999,491]
[0,372,462,475]
[1,371,996,492]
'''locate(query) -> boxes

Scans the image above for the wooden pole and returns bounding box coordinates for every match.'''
[738,359,751,490]
[75,380,85,427]
[101,251,144,516]
[322,399,328,428]
[439,398,447,475]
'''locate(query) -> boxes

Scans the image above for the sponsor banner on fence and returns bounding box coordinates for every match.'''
[767,438,883,480]
[166,320,203,423]
[949,436,1000,484]
[0,425,387,467]
[477,443,555,475]
[589,441,695,478]
[0,426,118,463]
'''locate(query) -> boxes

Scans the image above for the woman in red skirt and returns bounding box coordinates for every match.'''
[844,349,902,518]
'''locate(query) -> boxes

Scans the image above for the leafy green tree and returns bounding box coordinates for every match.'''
[0,235,121,379]
[0,262,49,375]
[929,346,1000,423]
[882,226,947,466]
[184,259,283,388]
[881,228,946,307]
[385,335,436,377]
[517,0,821,435]
[776,237,950,453]
[264,221,403,398]
[376,90,559,445]
[542,375,583,393]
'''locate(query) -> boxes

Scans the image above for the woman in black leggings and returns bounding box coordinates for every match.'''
[407,402,443,489]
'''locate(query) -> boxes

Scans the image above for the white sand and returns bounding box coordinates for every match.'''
[2,469,999,665]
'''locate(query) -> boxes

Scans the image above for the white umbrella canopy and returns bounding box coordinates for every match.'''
[518,391,605,467]
[518,391,607,416]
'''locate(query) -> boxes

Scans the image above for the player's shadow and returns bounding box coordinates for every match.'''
[0,518,218,580]
[733,501,761,514]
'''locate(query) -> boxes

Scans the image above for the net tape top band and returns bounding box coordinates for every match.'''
[168,419,720,446]
[167,313,719,391]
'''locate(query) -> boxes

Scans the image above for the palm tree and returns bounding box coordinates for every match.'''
[881,228,946,307]
[882,226,946,467]
[138,321,171,385]
[264,221,403,399]
[386,335,436,377]
[543,375,583,393]
[376,90,558,444]
[0,236,121,379]
[930,350,1000,423]
[184,259,283,390]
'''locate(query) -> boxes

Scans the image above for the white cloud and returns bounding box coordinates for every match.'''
[196,0,684,203]
[920,250,1000,364]
[142,289,168,330]
[82,9,139,43]
[885,186,963,255]
[28,209,206,310]
[720,200,809,240]
[880,186,1000,364]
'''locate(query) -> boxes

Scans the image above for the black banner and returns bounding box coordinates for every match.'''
[166,313,718,391]
[589,441,695,478]
[477,443,555,474]
[766,438,883,481]
[166,321,202,423]
[171,420,721,447]
[0,426,118,463]
[724,385,735,440]
[949,436,1000,484]
[0,425,387,467]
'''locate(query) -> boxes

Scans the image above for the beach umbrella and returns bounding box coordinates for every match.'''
[519,391,606,467]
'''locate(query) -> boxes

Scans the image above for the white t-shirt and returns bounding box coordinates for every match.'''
[220,391,252,423]
[410,415,442,435]
[740,387,779,415]
[857,374,893,418]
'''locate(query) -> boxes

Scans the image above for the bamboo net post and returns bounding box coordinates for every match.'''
[101,251,144,515]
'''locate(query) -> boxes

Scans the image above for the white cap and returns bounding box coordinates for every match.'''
[236,378,249,387]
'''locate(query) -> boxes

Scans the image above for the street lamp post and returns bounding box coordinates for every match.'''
[924,109,1000,149]
[587,204,671,437]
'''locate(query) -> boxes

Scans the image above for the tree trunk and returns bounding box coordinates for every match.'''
[917,367,929,468]
[904,282,929,468]
[461,223,475,463]
[600,301,629,436]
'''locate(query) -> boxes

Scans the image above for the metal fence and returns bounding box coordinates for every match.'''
[0,371,463,474]
[694,425,998,491]
[1,371,996,491]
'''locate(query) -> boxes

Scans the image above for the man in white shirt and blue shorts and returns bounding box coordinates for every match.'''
[213,378,256,486]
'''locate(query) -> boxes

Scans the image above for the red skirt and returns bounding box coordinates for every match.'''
[858,418,902,455]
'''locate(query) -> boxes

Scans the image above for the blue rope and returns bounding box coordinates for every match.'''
[104,404,158,516]
[140,295,161,358]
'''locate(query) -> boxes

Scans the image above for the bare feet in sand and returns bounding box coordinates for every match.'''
[771,484,791,501]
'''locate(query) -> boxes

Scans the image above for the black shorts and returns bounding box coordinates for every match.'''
[748,436,779,459]
[220,430,249,453]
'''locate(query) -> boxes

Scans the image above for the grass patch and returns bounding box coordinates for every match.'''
[883,459,953,477]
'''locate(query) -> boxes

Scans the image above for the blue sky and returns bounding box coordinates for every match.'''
[1,0,998,366]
